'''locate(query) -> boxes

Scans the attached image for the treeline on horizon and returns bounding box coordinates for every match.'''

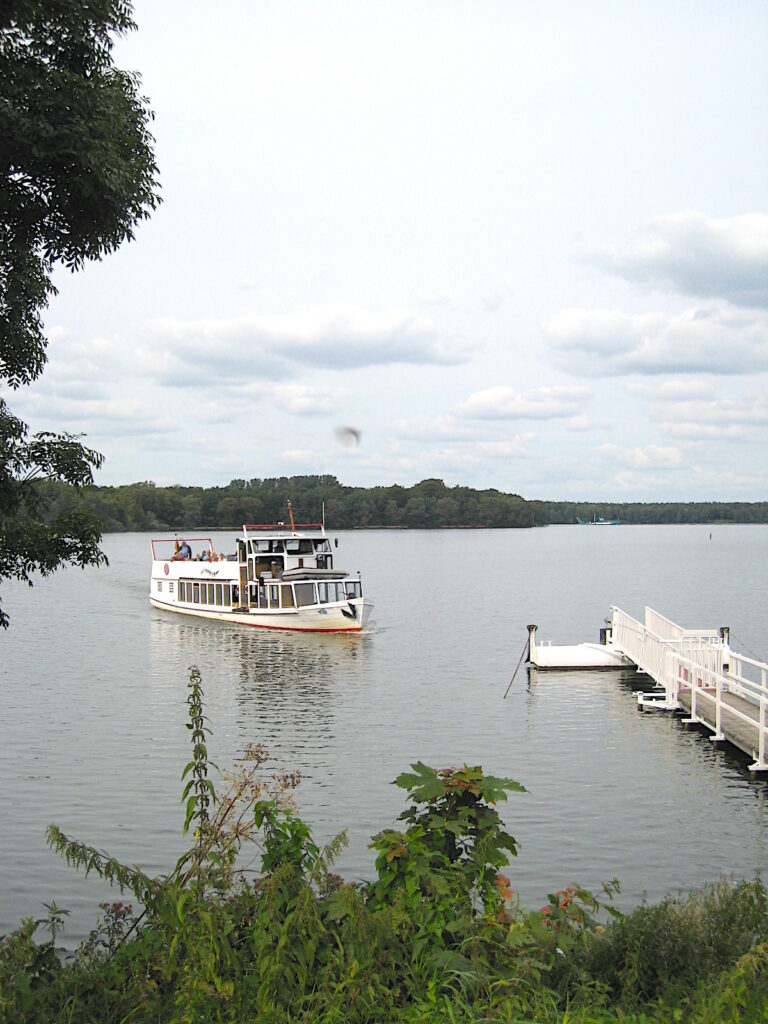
[38,475,768,532]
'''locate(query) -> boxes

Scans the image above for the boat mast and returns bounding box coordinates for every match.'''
[287,500,296,534]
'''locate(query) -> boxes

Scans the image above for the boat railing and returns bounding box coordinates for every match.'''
[243,522,325,533]
[150,536,213,560]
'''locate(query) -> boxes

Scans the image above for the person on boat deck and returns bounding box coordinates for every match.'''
[201,550,210,561]
[179,541,192,559]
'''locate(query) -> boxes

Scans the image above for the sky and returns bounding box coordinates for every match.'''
[9,0,768,500]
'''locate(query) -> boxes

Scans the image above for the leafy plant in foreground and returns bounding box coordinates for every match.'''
[369,762,524,920]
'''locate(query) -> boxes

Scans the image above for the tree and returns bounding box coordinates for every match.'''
[0,1,160,626]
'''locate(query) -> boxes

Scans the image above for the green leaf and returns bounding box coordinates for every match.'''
[183,794,197,834]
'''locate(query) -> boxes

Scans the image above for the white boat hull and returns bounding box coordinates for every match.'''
[150,595,372,633]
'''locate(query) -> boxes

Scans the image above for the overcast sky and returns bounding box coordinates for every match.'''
[11,0,768,499]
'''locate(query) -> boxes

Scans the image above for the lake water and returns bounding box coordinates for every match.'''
[2,525,768,945]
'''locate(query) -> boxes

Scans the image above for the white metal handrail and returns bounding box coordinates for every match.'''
[609,606,768,771]
[672,649,768,771]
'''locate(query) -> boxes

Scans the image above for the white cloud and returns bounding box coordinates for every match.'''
[596,212,768,307]
[626,378,716,400]
[667,395,768,427]
[456,385,591,420]
[392,414,477,442]
[548,309,655,354]
[566,415,594,432]
[612,470,678,492]
[657,394,768,441]
[548,305,768,376]
[658,422,749,441]
[595,443,683,469]
[281,449,316,462]
[270,383,339,415]
[472,436,536,458]
[146,305,468,386]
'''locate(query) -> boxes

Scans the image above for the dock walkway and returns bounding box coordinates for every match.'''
[609,607,768,771]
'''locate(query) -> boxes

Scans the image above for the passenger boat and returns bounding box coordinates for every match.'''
[149,509,372,633]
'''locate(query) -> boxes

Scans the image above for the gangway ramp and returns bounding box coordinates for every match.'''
[609,606,768,772]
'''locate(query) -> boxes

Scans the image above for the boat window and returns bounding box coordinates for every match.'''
[200,584,207,605]
[285,539,313,554]
[282,584,295,608]
[193,583,200,603]
[269,584,279,606]
[318,582,328,604]
[314,540,331,553]
[215,584,222,606]
[252,539,270,553]
[168,582,175,595]
[346,581,361,599]
[329,582,344,602]
[224,584,231,605]
[294,582,315,607]
[156,580,163,592]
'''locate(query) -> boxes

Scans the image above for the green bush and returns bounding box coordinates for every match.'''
[572,878,768,1009]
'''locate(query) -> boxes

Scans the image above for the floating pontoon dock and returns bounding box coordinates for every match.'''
[528,607,768,772]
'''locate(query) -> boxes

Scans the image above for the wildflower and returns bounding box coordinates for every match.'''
[494,874,515,900]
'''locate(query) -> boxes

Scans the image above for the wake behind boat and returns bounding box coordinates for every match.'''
[149,510,372,633]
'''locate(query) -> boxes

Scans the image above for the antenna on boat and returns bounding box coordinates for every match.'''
[287,500,296,534]
[322,501,325,530]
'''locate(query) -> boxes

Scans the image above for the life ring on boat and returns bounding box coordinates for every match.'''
[164,563,170,575]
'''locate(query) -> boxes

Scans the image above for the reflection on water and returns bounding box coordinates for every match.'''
[2,525,768,946]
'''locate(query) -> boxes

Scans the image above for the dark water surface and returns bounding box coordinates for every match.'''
[2,525,767,944]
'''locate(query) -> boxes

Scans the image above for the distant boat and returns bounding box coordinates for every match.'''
[576,515,622,526]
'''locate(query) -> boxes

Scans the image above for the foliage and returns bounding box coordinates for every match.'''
[0,0,160,627]
[368,762,525,935]
[28,474,768,536]
[571,878,768,1009]
[2,668,768,1023]
[0,401,107,627]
